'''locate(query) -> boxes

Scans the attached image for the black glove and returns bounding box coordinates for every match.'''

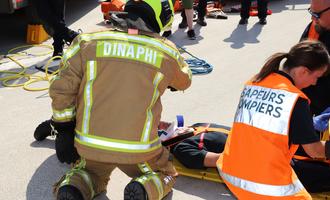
[51,120,80,164]
[34,119,52,141]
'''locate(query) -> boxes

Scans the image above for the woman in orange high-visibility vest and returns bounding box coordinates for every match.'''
[217,40,330,200]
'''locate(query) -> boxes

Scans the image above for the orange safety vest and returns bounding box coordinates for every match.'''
[308,20,319,40]
[217,73,312,199]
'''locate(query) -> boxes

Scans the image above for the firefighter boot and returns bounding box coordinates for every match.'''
[124,181,148,200]
[57,185,84,200]
[125,172,175,200]
[34,119,52,141]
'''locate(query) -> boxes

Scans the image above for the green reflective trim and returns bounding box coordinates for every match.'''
[52,106,76,121]
[149,172,163,200]
[75,130,162,153]
[96,41,163,68]
[75,170,95,197]
[135,175,149,185]
[134,172,164,200]
[141,72,164,142]
[59,159,95,198]
[138,163,152,174]
[62,44,80,69]
[163,0,174,31]
[141,0,174,32]
[59,159,86,186]
[59,31,186,75]
[82,61,97,134]
[78,31,183,67]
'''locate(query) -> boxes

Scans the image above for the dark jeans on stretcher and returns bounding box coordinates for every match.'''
[291,158,330,193]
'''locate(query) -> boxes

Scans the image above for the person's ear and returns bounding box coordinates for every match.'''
[300,66,311,76]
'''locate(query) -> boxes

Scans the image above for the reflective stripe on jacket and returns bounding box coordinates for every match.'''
[217,73,312,199]
[49,30,192,164]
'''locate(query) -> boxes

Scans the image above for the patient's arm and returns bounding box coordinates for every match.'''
[302,141,326,159]
[204,152,221,167]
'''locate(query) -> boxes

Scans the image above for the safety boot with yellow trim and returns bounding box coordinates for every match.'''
[57,185,84,200]
[124,181,148,200]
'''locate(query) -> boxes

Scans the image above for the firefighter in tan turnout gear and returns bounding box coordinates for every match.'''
[49,0,192,199]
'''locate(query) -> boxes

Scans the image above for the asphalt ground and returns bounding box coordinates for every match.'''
[0,0,311,199]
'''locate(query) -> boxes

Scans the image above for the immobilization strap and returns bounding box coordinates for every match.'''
[162,124,230,148]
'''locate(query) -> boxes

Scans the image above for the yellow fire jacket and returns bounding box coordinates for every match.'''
[49,29,192,164]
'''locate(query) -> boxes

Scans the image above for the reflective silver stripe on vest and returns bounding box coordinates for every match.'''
[149,172,164,200]
[219,170,304,197]
[138,162,164,198]
[82,61,97,134]
[134,172,164,200]
[141,72,164,142]
[53,106,76,121]
[75,132,161,152]
[235,85,299,135]
[62,44,80,68]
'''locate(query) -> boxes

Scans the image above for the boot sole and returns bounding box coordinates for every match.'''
[124,181,148,200]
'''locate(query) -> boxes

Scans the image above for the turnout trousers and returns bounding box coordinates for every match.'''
[54,147,177,200]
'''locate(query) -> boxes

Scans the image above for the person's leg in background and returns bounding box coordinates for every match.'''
[179,0,196,39]
[196,0,207,26]
[239,0,251,24]
[34,0,64,57]
[123,148,177,200]
[34,0,79,57]
[49,0,79,44]
[257,0,268,25]
[179,10,188,28]
[54,158,115,200]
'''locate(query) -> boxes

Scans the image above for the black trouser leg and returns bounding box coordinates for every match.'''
[35,0,67,36]
[181,10,187,22]
[197,0,207,20]
[240,0,251,19]
[257,0,268,19]
[292,159,330,193]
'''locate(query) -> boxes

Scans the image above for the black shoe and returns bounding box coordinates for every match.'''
[124,181,147,200]
[64,29,80,45]
[187,29,196,40]
[52,50,63,58]
[178,19,188,29]
[52,40,64,58]
[196,18,207,26]
[34,119,52,141]
[57,185,84,200]
[259,18,267,25]
[239,18,248,25]
[162,30,172,38]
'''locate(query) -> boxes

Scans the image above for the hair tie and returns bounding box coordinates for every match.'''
[285,53,290,59]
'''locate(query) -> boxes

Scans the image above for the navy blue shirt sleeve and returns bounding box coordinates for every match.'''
[289,97,319,145]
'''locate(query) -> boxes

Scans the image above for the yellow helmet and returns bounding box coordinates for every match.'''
[124,0,174,33]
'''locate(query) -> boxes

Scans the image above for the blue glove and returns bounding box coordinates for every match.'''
[313,107,330,132]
